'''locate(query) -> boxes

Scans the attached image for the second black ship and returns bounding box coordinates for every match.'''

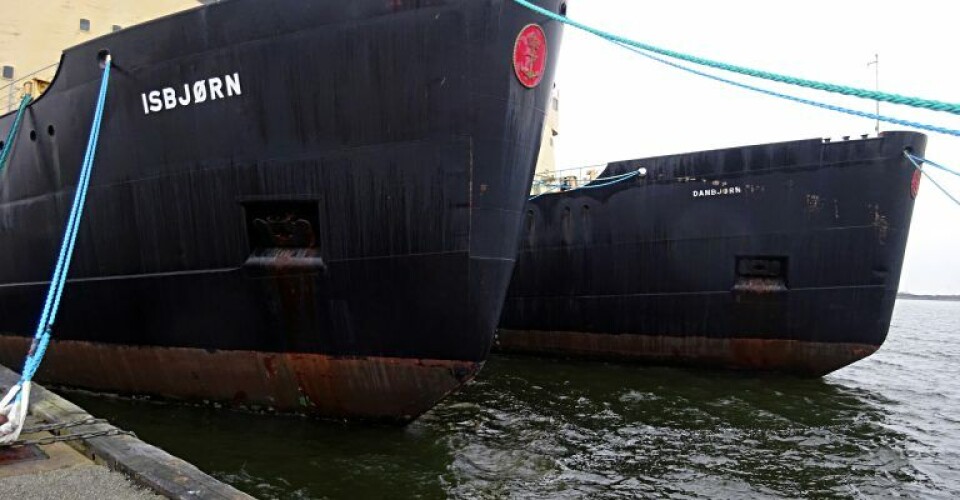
[500,132,926,376]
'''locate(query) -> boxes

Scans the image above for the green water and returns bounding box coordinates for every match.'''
[69,300,960,499]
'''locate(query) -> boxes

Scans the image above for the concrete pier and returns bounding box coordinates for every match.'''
[0,365,252,499]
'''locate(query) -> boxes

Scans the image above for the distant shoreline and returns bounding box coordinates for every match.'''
[898,293,960,302]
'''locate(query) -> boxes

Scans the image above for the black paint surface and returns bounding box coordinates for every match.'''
[502,132,925,360]
[0,0,563,362]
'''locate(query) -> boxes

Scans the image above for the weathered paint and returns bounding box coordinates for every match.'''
[0,336,479,421]
[502,132,926,376]
[497,329,878,377]
[0,0,565,420]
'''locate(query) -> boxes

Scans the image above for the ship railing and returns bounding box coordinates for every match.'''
[1,62,59,115]
[531,163,608,195]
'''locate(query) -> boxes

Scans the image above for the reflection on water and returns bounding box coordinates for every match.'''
[69,300,960,499]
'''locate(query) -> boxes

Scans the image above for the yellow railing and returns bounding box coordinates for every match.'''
[1,62,58,115]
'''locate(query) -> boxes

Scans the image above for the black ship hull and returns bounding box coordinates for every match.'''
[0,0,564,419]
[500,132,926,376]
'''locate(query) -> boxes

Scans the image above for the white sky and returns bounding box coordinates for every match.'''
[551,0,960,295]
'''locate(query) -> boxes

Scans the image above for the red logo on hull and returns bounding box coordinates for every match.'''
[911,169,921,199]
[513,24,547,88]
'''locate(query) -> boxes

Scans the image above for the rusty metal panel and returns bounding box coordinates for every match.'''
[497,329,879,377]
[0,337,480,421]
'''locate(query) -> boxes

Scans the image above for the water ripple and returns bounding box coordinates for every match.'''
[66,300,960,499]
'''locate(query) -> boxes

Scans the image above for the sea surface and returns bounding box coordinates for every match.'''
[70,299,960,499]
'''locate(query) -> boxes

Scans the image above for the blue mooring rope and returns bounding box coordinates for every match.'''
[0,95,33,174]
[513,1,960,207]
[530,170,640,200]
[512,0,960,138]
[904,152,960,209]
[616,43,960,139]
[511,0,960,116]
[906,153,960,180]
[19,57,112,385]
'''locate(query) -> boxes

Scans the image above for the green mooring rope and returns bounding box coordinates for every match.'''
[513,0,960,116]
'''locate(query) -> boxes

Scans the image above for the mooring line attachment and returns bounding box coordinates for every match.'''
[8,428,135,448]
[21,417,107,434]
[530,169,642,200]
[904,152,960,208]
[0,56,113,445]
[906,152,960,180]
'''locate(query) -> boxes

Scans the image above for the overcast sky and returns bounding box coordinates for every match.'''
[550,0,960,294]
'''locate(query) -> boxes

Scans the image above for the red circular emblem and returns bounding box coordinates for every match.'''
[513,24,547,88]
[910,169,921,199]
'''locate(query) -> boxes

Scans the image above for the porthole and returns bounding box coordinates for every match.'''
[29,130,37,141]
[47,125,55,137]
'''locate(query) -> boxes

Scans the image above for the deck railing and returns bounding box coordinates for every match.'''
[1,62,59,115]
[531,164,607,195]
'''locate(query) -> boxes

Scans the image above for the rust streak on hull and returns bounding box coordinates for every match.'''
[497,329,879,377]
[0,337,479,421]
